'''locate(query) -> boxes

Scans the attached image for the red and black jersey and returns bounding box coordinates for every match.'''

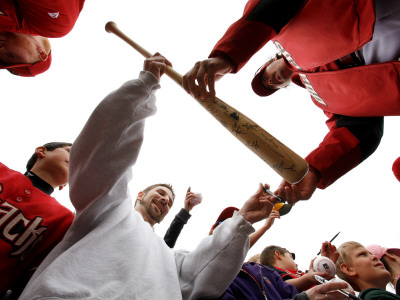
[0,163,74,294]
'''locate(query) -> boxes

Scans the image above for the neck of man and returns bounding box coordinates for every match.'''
[135,206,156,227]
[24,170,54,195]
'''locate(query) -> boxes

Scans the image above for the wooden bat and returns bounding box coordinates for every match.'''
[105,21,309,184]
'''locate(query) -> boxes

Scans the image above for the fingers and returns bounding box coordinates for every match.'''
[269,210,280,219]
[275,184,301,205]
[195,63,211,99]
[143,53,171,81]
[318,281,348,293]
[183,61,210,99]
[182,57,233,99]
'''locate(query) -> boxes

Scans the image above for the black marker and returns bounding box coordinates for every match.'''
[263,186,285,203]
[314,275,361,300]
[317,231,340,255]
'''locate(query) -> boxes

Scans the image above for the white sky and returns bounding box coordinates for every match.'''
[1,0,399,273]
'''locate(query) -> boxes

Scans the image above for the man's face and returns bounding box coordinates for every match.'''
[281,251,297,270]
[43,146,71,186]
[262,57,293,90]
[347,246,390,287]
[0,32,41,66]
[139,186,174,224]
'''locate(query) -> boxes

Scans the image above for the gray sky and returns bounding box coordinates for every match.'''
[1,0,399,273]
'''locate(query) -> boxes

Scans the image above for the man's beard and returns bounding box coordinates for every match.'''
[147,202,163,223]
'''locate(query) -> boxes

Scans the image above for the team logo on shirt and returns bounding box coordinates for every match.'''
[0,199,47,261]
[48,12,59,19]
[0,10,7,16]
[273,41,302,71]
[299,74,327,106]
[273,41,327,107]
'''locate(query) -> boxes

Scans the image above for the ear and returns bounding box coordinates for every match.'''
[58,183,67,191]
[340,263,356,276]
[275,250,282,260]
[35,146,47,158]
[136,191,145,202]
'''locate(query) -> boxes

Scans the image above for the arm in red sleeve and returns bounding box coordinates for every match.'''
[306,112,383,189]
[209,0,305,72]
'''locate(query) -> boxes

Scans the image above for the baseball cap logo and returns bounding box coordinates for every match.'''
[48,12,59,18]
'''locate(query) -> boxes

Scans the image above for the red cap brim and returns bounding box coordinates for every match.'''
[1,52,52,77]
[251,62,278,97]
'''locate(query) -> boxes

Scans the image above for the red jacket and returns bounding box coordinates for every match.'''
[210,0,386,188]
[0,0,85,37]
[0,163,74,294]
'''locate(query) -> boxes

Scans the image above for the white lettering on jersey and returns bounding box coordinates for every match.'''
[48,12,59,19]
[299,74,327,106]
[273,41,302,70]
[0,200,47,260]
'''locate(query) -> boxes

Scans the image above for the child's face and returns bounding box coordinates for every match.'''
[281,251,297,270]
[348,246,390,287]
[43,146,71,186]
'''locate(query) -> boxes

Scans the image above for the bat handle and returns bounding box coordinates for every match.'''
[165,66,183,86]
[105,22,183,86]
[105,22,152,58]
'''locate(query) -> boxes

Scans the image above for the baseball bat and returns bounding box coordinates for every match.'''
[105,21,309,184]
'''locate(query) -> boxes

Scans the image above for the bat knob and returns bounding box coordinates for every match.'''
[105,21,117,33]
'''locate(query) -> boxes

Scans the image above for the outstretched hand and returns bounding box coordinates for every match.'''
[320,242,339,263]
[275,168,321,205]
[183,187,201,212]
[306,280,352,300]
[143,52,172,81]
[263,210,280,230]
[238,183,277,224]
[182,57,234,100]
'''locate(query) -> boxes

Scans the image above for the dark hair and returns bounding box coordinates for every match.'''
[26,142,72,171]
[134,183,175,206]
[260,245,292,266]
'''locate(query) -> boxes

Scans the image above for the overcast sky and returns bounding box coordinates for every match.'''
[1,0,399,273]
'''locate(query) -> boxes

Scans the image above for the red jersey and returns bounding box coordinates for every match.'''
[209,0,387,188]
[0,163,74,293]
[0,0,85,37]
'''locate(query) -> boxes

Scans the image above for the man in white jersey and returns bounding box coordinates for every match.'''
[19,53,278,300]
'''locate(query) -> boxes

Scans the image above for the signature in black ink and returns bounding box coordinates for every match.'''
[246,140,260,149]
[232,123,245,135]
[230,112,240,121]
[273,162,296,172]
[242,123,259,131]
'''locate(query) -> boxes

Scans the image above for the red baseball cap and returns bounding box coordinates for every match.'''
[366,244,400,260]
[251,54,284,97]
[1,52,52,77]
[209,206,239,234]
[393,157,400,182]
